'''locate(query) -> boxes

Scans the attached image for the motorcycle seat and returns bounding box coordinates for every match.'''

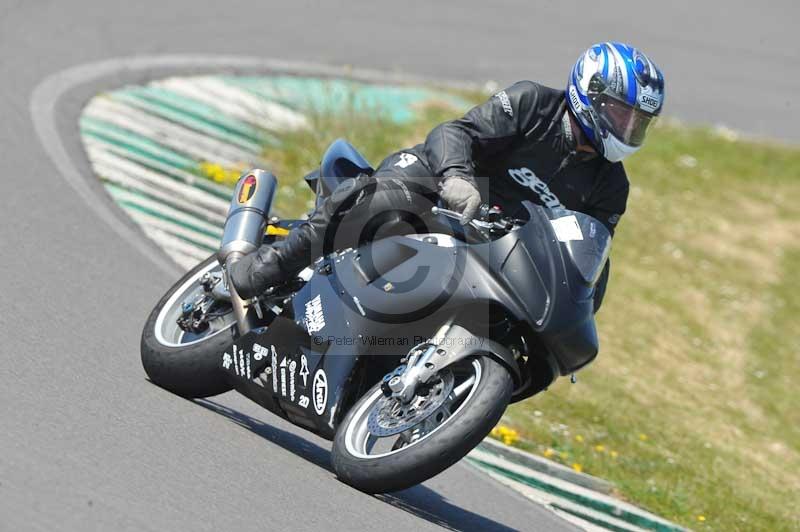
[321,138,374,179]
[304,139,375,200]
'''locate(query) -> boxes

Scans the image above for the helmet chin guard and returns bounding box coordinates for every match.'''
[599,133,640,163]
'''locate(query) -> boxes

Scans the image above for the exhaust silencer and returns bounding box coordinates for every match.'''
[219,170,277,334]
[218,169,278,264]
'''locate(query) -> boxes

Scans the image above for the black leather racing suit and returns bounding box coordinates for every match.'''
[230,81,629,310]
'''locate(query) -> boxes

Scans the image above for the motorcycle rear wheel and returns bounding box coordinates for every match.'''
[332,354,512,493]
[141,255,235,398]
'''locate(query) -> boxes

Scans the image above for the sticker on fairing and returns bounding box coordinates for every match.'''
[252,370,268,388]
[253,343,269,361]
[313,369,328,415]
[299,355,310,387]
[304,295,326,335]
[550,215,584,242]
[224,345,251,377]
[288,359,297,401]
[270,346,278,392]
[279,357,288,397]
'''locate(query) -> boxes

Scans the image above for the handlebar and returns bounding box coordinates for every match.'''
[431,204,517,237]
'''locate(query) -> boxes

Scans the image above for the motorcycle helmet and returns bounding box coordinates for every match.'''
[567,42,665,162]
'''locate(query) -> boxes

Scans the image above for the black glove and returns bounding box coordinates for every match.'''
[439,176,481,225]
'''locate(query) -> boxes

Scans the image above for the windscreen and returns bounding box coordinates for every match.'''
[549,211,611,286]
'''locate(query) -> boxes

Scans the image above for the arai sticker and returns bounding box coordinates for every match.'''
[313,369,328,415]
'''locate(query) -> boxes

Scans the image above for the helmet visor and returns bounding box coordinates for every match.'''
[593,92,655,147]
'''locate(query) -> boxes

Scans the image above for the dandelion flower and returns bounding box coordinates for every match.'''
[491,425,520,446]
[639,433,648,441]
[594,444,605,452]
[611,451,619,458]
[543,448,555,458]
[198,161,242,185]
[503,429,520,445]
[697,515,706,522]
[575,435,584,443]
[572,463,583,473]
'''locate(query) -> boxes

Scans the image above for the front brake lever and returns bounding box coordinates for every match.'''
[430,206,494,244]
[430,205,484,227]
[431,205,519,237]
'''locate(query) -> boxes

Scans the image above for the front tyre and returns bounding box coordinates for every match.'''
[141,255,235,398]
[332,355,513,493]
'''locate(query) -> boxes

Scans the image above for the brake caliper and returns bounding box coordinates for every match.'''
[177,301,210,334]
[176,272,220,333]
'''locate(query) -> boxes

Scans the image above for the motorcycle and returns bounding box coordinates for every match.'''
[141,139,611,493]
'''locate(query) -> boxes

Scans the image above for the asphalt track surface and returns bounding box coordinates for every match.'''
[1,2,795,531]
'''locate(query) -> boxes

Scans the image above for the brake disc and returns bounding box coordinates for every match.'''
[367,371,454,437]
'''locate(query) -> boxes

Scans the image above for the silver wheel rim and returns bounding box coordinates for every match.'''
[153,260,235,348]
[343,359,482,459]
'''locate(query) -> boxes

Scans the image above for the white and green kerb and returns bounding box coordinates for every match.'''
[79,75,467,269]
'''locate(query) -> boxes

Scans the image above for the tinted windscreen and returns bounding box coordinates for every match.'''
[549,211,611,286]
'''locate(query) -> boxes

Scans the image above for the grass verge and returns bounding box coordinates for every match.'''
[264,94,471,215]
[265,96,800,531]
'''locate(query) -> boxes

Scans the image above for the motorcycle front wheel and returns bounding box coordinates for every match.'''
[141,255,236,398]
[331,354,513,493]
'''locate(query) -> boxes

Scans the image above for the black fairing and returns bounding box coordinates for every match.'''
[220,201,609,439]
[486,205,609,375]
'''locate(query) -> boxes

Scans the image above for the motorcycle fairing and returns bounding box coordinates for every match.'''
[330,203,604,374]
[221,202,609,438]
[221,268,365,440]
[489,205,605,374]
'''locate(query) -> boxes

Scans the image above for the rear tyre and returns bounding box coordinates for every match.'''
[331,354,513,493]
[141,255,236,398]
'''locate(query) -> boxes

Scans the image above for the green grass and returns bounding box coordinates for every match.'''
[502,123,800,531]
[265,97,800,531]
[265,93,462,216]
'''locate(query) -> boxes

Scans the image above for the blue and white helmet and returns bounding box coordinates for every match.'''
[567,42,665,162]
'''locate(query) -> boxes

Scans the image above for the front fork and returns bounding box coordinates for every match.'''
[384,321,454,403]
[218,169,278,336]
[383,322,523,403]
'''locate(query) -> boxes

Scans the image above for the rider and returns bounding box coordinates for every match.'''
[230,42,665,310]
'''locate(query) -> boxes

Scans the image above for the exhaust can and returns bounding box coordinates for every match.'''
[218,169,278,264]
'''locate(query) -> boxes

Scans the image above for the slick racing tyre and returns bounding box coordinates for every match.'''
[141,255,236,398]
[332,354,513,493]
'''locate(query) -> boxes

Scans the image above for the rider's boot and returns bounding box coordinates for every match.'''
[228,220,319,299]
[227,195,337,299]
[228,174,376,298]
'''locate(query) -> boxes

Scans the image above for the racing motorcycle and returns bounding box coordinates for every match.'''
[141,139,611,493]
